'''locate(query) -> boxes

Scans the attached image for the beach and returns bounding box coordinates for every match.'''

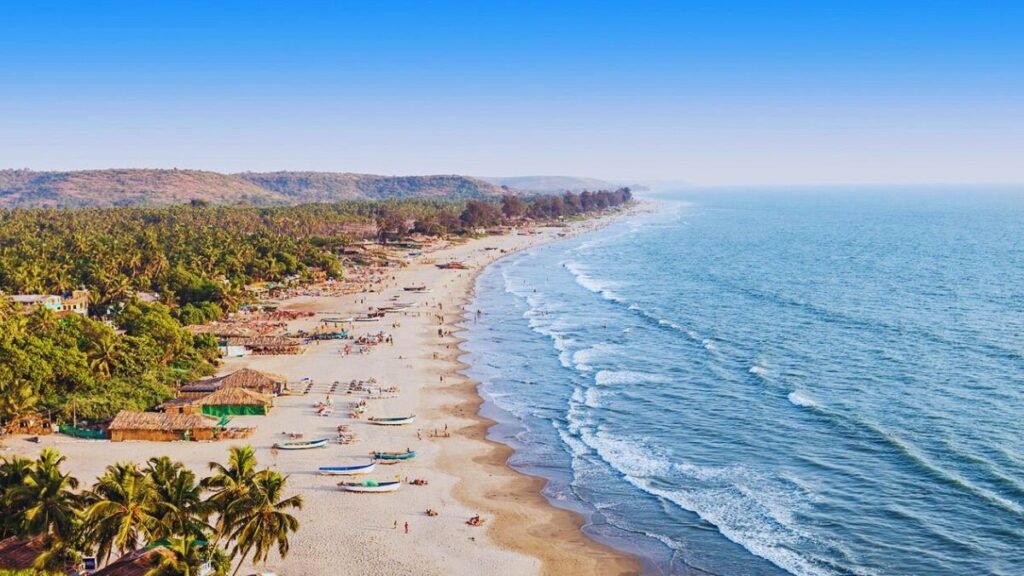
[1,210,641,575]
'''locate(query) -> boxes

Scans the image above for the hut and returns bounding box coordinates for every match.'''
[176,380,223,399]
[191,386,273,416]
[217,367,286,394]
[227,336,304,356]
[91,547,171,576]
[0,536,48,572]
[181,368,285,398]
[108,411,217,442]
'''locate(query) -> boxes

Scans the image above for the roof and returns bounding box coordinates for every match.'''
[193,386,271,407]
[179,381,223,394]
[108,411,217,432]
[92,547,170,576]
[9,294,49,303]
[185,368,285,393]
[224,336,303,349]
[218,367,286,387]
[0,535,46,570]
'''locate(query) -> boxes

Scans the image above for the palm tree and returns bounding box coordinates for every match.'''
[86,330,122,380]
[0,376,39,423]
[0,455,34,537]
[226,470,302,576]
[83,462,159,563]
[147,457,212,541]
[8,449,80,541]
[143,536,227,576]
[202,446,257,545]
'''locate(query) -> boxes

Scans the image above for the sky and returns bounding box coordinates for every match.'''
[1,1,1022,186]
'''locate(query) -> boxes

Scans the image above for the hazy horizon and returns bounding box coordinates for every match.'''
[2,1,1022,186]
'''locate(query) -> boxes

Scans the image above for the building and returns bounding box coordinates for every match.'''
[9,294,64,312]
[190,386,273,416]
[91,547,171,576]
[180,368,286,398]
[7,289,90,316]
[108,411,217,442]
[161,386,273,416]
[0,535,77,574]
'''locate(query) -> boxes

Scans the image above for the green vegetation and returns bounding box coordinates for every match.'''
[0,190,631,423]
[0,446,299,576]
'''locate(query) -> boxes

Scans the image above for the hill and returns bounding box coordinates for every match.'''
[481,175,625,193]
[0,169,509,208]
[236,172,503,202]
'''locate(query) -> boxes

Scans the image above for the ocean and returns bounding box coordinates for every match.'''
[459,188,1024,576]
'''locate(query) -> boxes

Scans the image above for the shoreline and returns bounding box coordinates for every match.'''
[0,204,651,575]
[436,217,645,575]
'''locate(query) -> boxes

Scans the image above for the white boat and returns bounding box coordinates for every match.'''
[318,461,377,475]
[273,438,328,450]
[340,480,401,493]
[354,316,381,322]
[368,415,416,426]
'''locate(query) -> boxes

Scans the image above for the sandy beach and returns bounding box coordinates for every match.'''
[2,210,641,575]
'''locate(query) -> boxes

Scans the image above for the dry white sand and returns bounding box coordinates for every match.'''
[2,211,643,576]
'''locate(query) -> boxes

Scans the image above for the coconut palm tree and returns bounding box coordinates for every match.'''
[142,536,228,576]
[83,462,159,563]
[0,455,35,537]
[226,470,302,576]
[147,457,212,541]
[202,446,257,545]
[8,449,80,541]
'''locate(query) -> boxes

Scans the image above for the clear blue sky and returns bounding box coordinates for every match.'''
[2,1,1022,185]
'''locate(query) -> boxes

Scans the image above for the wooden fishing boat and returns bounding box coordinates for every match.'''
[339,480,400,493]
[371,450,416,462]
[318,461,377,475]
[273,438,328,450]
[368,415,416,426]
[403,285,429,292]
[353,316,380,323]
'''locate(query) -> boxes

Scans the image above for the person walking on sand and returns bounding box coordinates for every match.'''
[404,522,409,534]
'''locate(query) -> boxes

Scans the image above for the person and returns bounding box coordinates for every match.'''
[404,522,409,534]
[393,520,398,529]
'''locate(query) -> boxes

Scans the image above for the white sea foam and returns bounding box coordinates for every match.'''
[788,390,818,408]
[749,364,770,378]
[578,431,839,576]
[564,260,624,302]
[594,370,673,386]
[572,342,621,373]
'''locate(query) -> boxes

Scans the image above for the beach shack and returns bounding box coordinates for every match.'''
[108,411,217,442]
[177,368,285,399]
[227,336,304,356]
[91,547,172,576]
[191,386,273,416]
[0,536,69,574]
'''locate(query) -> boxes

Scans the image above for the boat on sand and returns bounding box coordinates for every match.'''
[368,415,416,426]
[274,438,328,450]
[318,461,377,475]
[371,450,416,462]
[339,480,401,493]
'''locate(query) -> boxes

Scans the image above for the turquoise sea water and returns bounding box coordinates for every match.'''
[460,189,1024,575]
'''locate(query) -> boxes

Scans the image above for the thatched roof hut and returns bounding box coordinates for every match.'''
[92,548,171,576]
[0,536,67,573]
[192,386,272,416]
[179,368,285,398]
[108,411,217,442]
[224,336,304,356]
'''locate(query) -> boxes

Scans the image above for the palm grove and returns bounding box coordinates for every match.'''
[0,446,299,575]
[0,189,631,425]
